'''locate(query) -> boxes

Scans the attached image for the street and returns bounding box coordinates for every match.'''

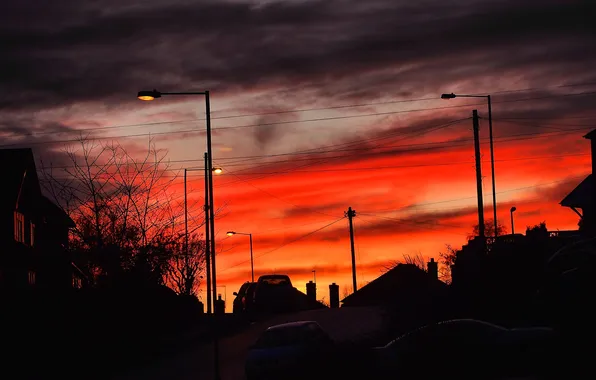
[111,307,386,380]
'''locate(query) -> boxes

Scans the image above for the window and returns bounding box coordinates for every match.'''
[30,222,35,246]
[28,270,36,286]
[14,212,25,243]
[72,275,82,289]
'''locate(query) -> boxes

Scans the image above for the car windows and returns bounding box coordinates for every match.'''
[237,283,250,296]
[261,278,290,286]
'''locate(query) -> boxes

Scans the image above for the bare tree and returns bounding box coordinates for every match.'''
[40,137,210,289]
[438,244,459,284]
[467,219,507,244]
[166,234,206,296]
[383,252,428,272]
[341,285,351,299]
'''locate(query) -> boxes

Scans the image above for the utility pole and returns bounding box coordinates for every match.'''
[345,207,357,293]
[204,153,212,313]
[184,169,188,259]
[473,110,485,239]
[487,95,498,239]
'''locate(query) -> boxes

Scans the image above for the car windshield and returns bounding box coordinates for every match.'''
[260,277,290,286]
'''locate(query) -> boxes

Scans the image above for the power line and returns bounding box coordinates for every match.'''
[222,168,337,218]
[195,125,595,162]
[220,217,346,272]
[3,90,596,146]
[43,129,592,181]
[163,153,591,176]
[184,117,471,188]
[358,212,468,236]
[6,82,596,139]
[367,175,586,213]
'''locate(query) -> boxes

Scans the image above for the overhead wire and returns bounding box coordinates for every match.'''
[220,217,346,272]
[2,89,596,148]
[3,81,596,139]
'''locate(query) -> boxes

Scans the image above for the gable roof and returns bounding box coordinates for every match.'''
[583,130,596,140]
[341,263,446,306]
[0,148,41,209]
[560,174,594,208]
[0,148,74,227]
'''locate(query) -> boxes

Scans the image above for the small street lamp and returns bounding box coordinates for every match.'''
[138,88,220,380]
[226,231,254,282]
[441,92,498,239]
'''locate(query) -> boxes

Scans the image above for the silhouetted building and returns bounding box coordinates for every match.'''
[341,264,447,308]
[561,129,596,232]
[427,258,438,279]
[0,148,86,294]
[329,283,339,308]
[306,280,316,302]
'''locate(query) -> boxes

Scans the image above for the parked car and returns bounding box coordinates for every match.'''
[252,274,295,313]
[245,321,335,380]
[373,319,556,378]
[232,282,253,314]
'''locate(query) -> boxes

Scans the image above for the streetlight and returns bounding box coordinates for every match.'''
[226,231,254,282]
[184,163,223,314]
[510,206,517,235]
[138,89,220,380]
[441,92,498,239]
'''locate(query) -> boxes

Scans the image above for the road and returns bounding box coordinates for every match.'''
[111,306,386,380]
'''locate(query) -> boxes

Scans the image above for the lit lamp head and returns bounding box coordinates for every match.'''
[441,93,457,99]
[226,231,236,236]
[213,167,223,174]
[137,89,162,101]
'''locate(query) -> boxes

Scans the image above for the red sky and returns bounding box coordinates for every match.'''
[2,0,596,308]
[135,91,594,305]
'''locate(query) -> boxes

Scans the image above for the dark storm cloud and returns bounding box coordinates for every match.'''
[1,0,595,111]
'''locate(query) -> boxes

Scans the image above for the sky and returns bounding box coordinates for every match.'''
[2,0,596,305]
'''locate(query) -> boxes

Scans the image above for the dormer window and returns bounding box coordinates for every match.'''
[14,211,25,243]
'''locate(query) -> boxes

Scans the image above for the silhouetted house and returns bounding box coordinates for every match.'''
[0,148,86,293]
[341,263,447,308]
[561,129,596,232]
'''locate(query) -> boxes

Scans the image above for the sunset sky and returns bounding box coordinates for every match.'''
[2,0,596,305]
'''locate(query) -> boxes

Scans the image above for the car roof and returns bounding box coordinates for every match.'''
[266,321,320,331]
[259,274,290,279]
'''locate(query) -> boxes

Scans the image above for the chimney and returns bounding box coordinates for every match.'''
[306,281,316,302]
[329,283,339,308]
[427,258,438,280]
[584,130,596,175]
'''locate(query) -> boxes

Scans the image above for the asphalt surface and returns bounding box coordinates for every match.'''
[111,306,386,380]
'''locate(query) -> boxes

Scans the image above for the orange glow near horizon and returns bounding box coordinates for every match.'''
[50,89,596,309]
[160,104,593,306]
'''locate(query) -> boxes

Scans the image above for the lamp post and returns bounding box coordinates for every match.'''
[226,231,254,282]
[184,164,222,313]
[510,206,517,235]
[138,89,220,380]
[441,93,498,239]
